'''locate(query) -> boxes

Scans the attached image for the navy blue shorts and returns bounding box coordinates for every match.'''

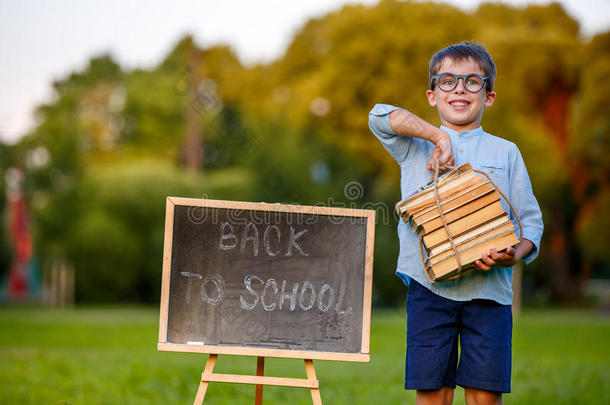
[405,279,512,393]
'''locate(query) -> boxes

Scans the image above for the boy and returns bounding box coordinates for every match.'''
[368,42,543,405]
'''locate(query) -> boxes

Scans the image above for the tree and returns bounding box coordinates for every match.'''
[15,1,609,304]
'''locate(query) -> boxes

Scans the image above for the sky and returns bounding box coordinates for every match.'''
[0,0,608,144]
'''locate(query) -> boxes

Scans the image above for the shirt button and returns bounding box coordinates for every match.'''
[459,148,464,153]
[489,168,495,173]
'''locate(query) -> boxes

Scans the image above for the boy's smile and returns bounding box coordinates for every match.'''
[426,57,496,132]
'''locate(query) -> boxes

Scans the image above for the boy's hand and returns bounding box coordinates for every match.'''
[475,247,516,271]
[426,129,454,173]
[474,239,535,271]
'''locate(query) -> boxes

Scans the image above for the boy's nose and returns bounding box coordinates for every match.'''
[454,78,467,92]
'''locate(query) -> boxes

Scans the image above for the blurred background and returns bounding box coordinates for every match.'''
[1,0,609,308]
[1,2,609,404]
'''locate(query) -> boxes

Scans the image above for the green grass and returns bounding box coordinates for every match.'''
[0,307,608,404]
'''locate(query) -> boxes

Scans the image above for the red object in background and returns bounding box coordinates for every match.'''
[6,169,33,299]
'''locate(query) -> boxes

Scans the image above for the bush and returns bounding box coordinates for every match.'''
[36,160,252,302]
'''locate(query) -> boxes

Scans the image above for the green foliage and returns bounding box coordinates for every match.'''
[244,118,371,205]
[121,69,185,154]
[70,162,251,302]
[68,209,141,301]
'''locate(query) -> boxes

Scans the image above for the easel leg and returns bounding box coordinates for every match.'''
[304,359,322,405]
[255,356,265,405]
[194,354,217,405]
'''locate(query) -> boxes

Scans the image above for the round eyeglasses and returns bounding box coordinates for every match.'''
[431,73,489,93]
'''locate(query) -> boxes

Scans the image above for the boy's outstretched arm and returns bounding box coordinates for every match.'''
[388,109,454,171]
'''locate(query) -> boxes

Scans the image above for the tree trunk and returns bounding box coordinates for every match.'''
[537,72,585,303]
[185,44,203,172]
[545,209,581,303]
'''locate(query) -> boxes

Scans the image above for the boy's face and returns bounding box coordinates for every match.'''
[426,57,496,132]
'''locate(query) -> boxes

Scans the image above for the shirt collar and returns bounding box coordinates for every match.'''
[440,125,485,138]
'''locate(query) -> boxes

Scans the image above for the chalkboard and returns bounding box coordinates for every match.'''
[158,197,375,362]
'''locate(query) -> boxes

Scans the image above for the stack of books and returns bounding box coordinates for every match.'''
[396,163,519,282]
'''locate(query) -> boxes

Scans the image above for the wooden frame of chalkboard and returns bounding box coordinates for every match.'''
[158,197,375,362]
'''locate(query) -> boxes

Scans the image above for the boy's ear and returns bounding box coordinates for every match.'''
[426,89,437,107]
[484,91,496,107]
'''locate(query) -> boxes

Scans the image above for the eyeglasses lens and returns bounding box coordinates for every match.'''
[464,75,484,92]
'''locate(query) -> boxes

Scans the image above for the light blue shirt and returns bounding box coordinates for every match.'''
[369,103,544,305]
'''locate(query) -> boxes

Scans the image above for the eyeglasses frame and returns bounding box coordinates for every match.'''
[430,72,490,93]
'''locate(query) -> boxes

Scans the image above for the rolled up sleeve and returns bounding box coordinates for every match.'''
[368,104,411,165]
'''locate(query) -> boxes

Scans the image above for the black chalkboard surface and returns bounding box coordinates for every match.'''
[158,197,375,362]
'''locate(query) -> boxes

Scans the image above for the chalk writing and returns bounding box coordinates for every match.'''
[240,274,262,310]
[180,272,202,304]
[285,227,309,256]
[218,222,309,257]
[299,281,315,311]
[318,284,334,312]
[219,222,238,250]
[279,280,299,311]
[182,272,352,315]
[201,274,224,305]
[262,278,278,311]
[240,222,259,256]
[263,225,281,256]
[238,274,351,314]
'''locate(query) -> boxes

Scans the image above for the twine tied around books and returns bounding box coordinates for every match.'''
[420,158,524,283]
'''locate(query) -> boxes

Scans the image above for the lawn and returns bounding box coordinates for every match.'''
[0,306,608,404]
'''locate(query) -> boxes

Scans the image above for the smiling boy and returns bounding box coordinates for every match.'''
[368,42,543,405]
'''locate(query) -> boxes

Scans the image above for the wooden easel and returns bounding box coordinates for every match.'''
[193,354,322,405]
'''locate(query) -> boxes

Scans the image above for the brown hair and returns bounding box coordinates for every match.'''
[429,41,497,91]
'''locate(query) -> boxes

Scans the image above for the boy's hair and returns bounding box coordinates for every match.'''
[429,41,497,91]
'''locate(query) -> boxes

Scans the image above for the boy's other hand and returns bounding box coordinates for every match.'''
[475,247,516,271]
[474,239,534,271]
[426,129,454,173]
